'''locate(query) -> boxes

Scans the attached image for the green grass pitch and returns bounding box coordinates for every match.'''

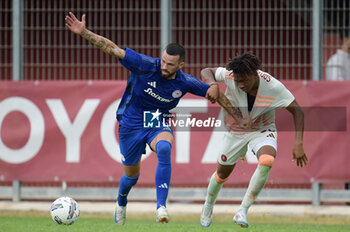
[1,211,350,232]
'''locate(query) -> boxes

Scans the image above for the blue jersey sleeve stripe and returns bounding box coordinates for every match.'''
[116,75,136,121]
[183,74,210,97]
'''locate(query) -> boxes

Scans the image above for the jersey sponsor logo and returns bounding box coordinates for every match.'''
[172,90,182,98]
[144,88,173,103]
[147,81,157,88]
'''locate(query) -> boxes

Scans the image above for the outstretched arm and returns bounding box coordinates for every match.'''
[201,68,251,129]
[65,12,125,59]
[286,100,308,167]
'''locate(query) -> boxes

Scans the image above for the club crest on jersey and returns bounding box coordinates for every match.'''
[172,90,182,98]
[221,154,227,162]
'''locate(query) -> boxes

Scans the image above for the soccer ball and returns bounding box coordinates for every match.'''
[50,196,80,225]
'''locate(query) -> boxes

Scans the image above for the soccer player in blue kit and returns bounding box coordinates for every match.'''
[65,12,249,225]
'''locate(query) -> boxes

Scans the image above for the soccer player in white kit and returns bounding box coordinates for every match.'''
[200,53,308,228]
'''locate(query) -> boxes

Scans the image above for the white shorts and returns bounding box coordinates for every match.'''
[218,127,278,165]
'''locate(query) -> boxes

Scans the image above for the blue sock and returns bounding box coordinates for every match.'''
[117,174,139,207]
[155,140,172,209]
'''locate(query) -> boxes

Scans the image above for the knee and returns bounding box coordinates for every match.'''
[156,140,172,154]
[258,154,275,168]
[215,171,229,184]
[156,140,172,165]
[121,173,139,186]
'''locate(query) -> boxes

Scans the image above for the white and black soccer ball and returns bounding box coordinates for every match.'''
[50,196,80,225]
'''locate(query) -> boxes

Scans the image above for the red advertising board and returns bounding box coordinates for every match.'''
[0,81,349,185]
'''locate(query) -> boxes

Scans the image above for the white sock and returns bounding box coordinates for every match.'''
[205,172,224,205]
[240,165,271,212]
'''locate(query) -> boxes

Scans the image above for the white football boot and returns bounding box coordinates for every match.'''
[156,205,169,223]
[200,203,213,227]
[233,208,249,228]
[114,203,126,226]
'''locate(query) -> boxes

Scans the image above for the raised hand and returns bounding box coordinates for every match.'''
[65,12,86,35]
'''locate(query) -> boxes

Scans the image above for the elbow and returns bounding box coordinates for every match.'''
[200,68,211,80]
[292,107,304,119]
[201,68,211,74]
[110,46,125,59]
[200,68,216,84]
[287,100,303,117]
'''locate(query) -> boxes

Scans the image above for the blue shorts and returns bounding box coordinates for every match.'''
[118,125,173,166]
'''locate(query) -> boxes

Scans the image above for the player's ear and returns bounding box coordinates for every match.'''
[178,61,184,69]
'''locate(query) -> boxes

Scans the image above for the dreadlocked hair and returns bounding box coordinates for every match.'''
[226,53,261,78]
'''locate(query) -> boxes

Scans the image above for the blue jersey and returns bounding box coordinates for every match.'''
[116,48,210,127]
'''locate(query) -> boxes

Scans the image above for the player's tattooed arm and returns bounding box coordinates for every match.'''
[81,29,125,59]
[65,12,125,59]
[217,92,251,129]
